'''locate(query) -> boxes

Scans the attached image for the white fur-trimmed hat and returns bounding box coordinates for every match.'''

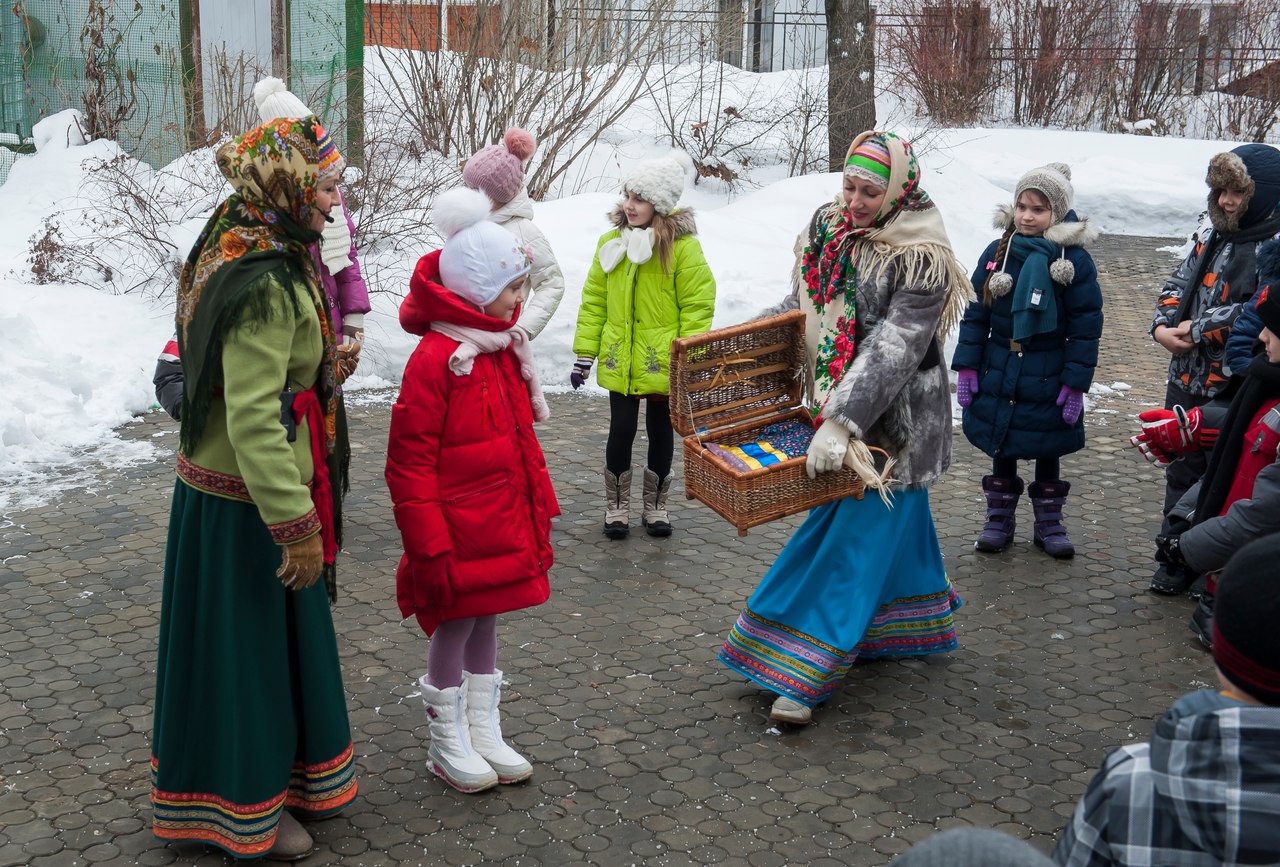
[253,77,311,122]
[624,150,694,216]
[433,188,533,307]
[1015,162,1074,225]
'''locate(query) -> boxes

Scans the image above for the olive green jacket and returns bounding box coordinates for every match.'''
[573,208,716,395]
[178,272,323,545]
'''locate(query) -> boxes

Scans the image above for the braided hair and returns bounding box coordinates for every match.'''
[982,225,1017,306]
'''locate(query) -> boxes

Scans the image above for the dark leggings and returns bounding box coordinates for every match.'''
[605,391,674,479]
[993,456,1060,484]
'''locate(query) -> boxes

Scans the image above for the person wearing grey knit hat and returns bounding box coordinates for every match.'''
[953,160,1102,561]
[892,828,1055,867]
[1015,162,1074,225]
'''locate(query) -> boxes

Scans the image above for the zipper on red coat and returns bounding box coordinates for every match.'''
[482,380,497,430]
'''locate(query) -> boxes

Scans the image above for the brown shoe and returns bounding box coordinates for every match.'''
[266,811,313,862]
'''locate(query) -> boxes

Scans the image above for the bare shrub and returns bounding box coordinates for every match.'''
[365,0,678,199]
[79,0,141,141]
[1202,0,1280,143]
[883,1,996,126]
[779,68,829,177]
[644,61,792,189]
[28,149,229,296]
[983,0,1120,127]
[201,45,270,143]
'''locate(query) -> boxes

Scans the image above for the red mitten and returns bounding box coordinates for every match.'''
[395,553,454,619]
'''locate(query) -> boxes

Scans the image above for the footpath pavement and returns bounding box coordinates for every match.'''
[0,234,1214,866]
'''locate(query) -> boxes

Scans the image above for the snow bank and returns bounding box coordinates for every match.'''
[0,79,1236,512]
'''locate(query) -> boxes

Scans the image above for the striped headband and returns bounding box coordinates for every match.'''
[845,138,891,188]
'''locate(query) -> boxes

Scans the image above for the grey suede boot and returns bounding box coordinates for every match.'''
[641,468,673,537]
[603,468,632,540]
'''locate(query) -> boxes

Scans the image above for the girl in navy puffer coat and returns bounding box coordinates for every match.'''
[952,163,1103,559]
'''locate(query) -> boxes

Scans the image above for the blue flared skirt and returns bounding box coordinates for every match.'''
[719,487,961,707]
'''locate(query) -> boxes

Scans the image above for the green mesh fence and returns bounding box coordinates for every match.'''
[289,0,364,167]
[0,0,363,183]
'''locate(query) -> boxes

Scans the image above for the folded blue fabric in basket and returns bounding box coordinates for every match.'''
[704,421,815,472]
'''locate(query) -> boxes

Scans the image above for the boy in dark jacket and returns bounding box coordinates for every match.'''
[1053,533,1280,867]
[1148,143,1280,594]
[1143,252,1280,648]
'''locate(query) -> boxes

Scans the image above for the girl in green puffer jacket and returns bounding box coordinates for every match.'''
[571,151,717,540]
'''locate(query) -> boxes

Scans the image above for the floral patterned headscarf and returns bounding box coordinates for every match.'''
[798,130,972,411]
[176,115,338,456]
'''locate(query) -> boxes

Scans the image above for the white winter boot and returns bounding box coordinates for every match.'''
[419,676,498,793]
[464,669,533,784]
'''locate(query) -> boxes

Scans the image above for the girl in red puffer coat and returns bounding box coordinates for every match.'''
[386,189,559,795]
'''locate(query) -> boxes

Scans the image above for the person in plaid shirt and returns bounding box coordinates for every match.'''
[1053,533,1280,866]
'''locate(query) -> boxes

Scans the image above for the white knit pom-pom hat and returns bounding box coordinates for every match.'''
[253,77,311,122]
[623,149,694,215]
[434,188,533,307]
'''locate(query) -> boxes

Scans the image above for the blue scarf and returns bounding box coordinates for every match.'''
[1006,235,1060,341]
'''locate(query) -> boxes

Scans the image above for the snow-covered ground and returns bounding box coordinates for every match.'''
[0,84,1236,513]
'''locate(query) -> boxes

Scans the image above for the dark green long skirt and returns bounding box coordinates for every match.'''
[151,480,357,858]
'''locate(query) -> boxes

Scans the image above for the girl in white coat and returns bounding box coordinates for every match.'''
[463,128,565,340]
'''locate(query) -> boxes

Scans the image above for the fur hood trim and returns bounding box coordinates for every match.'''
[608,204,697,237]
[992,203,1098,247]
[1207,151,1254,193]
[1206,151,1256,232]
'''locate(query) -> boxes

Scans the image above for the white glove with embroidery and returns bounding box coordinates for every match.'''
[805,418,851,479]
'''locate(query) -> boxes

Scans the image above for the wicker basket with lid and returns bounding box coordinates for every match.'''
[668,309,865,535]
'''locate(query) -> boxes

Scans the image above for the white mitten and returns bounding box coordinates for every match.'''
[805,418,851,479]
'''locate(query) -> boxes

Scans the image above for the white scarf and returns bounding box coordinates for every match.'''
[597,226,655,273]
[320,199,355,276]
[428,321,550,422]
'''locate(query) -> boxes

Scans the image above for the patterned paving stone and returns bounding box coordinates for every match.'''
[0,235,1213,865]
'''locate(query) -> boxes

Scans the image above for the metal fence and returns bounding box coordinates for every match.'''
[2,0,363,181]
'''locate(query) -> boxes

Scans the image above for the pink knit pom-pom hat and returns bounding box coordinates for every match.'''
[462,127,537,205]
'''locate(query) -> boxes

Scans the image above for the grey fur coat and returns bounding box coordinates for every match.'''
[769,222,963,489]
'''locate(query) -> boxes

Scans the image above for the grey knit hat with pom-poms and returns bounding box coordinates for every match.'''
[1015,162,1074,224]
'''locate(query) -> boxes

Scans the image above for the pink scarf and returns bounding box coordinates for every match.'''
[429,321,550,422]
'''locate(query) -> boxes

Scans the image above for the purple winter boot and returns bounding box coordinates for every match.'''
[975,475,1024,552]
[1029,480,1075,559]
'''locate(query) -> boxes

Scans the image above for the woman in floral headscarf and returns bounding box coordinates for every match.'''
[150,116,357,860]
[718,131,973,726]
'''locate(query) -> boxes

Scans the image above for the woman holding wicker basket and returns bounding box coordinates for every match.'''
[718,132,973,725]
